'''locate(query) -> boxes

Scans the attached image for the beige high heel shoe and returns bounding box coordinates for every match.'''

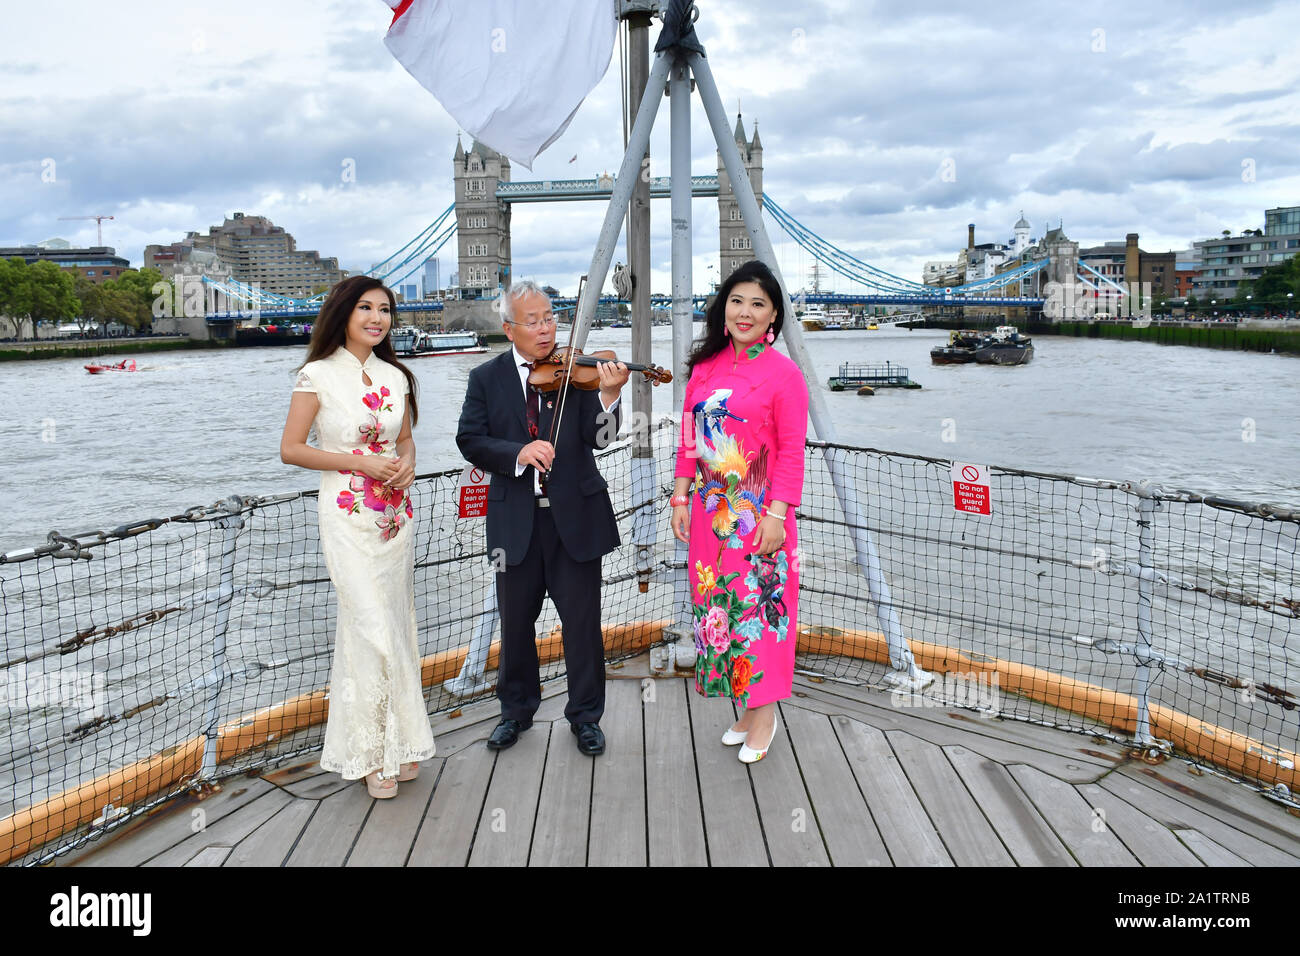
[365,770,398,798]
[397,761,420,782]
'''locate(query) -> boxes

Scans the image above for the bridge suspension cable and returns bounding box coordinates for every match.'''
[763,193,1050,297]
[367,203,457,284]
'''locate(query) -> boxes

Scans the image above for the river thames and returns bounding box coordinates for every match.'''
[4,324,1298,554]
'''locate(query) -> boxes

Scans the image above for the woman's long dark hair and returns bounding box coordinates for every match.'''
[301,275,419,424]
[686,259,786,374]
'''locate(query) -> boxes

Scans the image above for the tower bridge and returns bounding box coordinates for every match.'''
[201,115,1108,323]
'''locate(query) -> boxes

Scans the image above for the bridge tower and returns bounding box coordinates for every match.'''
[717,113,762,281]
[454,137,512,297]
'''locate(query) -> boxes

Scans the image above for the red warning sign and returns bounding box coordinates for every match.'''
[458,465,490,518]
[950,462,991,515]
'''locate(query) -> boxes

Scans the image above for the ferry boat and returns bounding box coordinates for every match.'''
[825,308,850,330]
[801,305,827,331]
[389,328,488,358]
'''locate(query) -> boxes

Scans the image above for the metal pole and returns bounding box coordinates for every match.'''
[626,11,656,595]
[627,11,653,446]
[445,588,497,697]
[572,51,673,346]
[668,56,694,664]
[689,51,927,686]
[1132,480,1159,748]
[198,511,243,783]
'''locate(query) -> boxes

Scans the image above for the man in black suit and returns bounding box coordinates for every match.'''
[456,280,629,756]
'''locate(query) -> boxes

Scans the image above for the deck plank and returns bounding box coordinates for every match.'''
[1098,775,1298,866]
[1007,765,1139,866]
[280,771,354,800]
[687,689,769,867]
[1174,829,1252,867]
[183,845,232,867]
[262,758,330,788]
[833,719,951,866]
[886,730,1013,866]
[645,679,708,866]
[945,746,1076,866]
[588,678,647,866]
[347,758,445,867]
[408,742,496,866]
[284,781,374,867]
[530,723,594,866]
[792,677,1117,781]
[467,720,549,867]
[146,788,293,867]
[1116,762,1300,857]
[1075,783,1204,866]
[780,705,890,866]
[60,777,278,867]
[744,702,831,866]
[224,799,319,867]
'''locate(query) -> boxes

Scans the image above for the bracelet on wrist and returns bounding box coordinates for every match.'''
[670,494,689,508]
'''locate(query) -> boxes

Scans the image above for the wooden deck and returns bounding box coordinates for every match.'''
[57,655,1300,867]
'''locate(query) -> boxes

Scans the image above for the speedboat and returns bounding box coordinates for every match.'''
[84,359,138,374]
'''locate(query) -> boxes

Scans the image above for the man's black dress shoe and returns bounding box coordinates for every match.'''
[487,718,530,751]
[571,722,605,756]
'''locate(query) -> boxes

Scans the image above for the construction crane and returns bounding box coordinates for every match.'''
[57,214,115,246]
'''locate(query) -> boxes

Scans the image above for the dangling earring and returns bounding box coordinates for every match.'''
[724,326,731,338]
[765,328,775,344]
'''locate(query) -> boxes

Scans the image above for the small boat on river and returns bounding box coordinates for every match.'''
[975,325,1034,365]
[390,329,488,358]
[84,359,137,374]
[930,329,982,364]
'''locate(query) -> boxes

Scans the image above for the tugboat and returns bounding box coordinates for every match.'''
[389,328,488,358]
[930,329,982,364]
[974,325,1034,365]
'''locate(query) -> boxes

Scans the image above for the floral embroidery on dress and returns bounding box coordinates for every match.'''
[692,559,765,705]
[692,389,767,549]
[330,381,412,540]
[295,370,315,390]
[362,386,392,412]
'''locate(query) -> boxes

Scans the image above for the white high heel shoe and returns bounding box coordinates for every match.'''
[721,722,748,746]
[738,712,779,764]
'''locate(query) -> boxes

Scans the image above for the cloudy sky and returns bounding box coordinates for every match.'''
[4,0,1298,297]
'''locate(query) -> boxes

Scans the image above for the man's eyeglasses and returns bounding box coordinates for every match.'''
[508,314,557,331]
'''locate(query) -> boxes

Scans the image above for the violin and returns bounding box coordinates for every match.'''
[527,346,672,392]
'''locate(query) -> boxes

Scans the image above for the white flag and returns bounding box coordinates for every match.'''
[382,0,618,170]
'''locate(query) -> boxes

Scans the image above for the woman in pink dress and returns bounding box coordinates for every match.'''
[671,260,809,764]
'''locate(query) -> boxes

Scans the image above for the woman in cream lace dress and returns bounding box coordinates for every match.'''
[279,276,435,798]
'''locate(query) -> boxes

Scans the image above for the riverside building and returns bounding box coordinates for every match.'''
[144,212,343,298]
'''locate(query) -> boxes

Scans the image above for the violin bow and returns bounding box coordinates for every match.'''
[544,274,586,462]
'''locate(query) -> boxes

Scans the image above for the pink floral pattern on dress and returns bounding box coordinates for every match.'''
[331,384,411,540]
